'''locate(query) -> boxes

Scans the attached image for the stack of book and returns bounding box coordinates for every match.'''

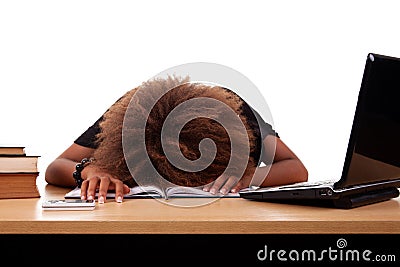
[0,146,40,199]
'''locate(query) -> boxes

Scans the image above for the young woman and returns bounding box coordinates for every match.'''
[45,76,308,203]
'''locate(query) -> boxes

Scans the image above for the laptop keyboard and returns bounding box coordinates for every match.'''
[277,179,336,189]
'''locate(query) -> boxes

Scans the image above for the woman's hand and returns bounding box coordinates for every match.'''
[202,174,248,195]
[203,136,309,195]
[80,165,130,203]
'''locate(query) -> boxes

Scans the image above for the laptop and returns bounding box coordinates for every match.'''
[239,53,400,208]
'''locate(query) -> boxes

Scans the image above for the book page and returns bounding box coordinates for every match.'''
[64,185,239,199]
[64,186,163,199]
[166,186,239,198]
[129,185,164,198]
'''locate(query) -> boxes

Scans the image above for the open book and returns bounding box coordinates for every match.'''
[64,185,240,200]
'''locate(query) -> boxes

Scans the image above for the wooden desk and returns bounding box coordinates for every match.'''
[1,180,400,234]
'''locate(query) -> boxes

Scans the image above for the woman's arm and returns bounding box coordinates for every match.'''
[254,135,308,188]
[45,143,94,188]
[45,143,130,203]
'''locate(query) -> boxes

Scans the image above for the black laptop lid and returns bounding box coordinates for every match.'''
[335,53,400,189]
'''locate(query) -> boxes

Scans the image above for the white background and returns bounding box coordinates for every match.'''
[1,0,400,183]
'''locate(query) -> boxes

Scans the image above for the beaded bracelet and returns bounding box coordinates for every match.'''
[73,157,94,187]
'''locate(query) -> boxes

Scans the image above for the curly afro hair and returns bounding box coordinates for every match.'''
[92,75,262,188]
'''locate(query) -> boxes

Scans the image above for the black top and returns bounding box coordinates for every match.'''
[74,116,104,149]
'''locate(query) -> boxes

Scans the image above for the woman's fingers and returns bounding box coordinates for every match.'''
[204,175,240,195]
[97,176,111,203]
[219,176,240,194]
[109,177,130,203]
[80,176,100,200]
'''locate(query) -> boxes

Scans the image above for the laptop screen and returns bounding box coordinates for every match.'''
[337,54,400,188]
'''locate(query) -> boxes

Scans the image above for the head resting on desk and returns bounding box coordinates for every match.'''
[92,75,262,188]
